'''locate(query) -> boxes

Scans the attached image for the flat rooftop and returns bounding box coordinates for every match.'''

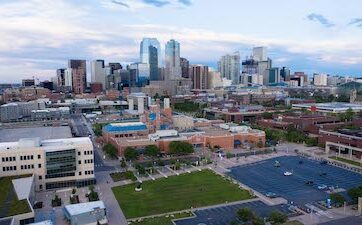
[0,126,72,142]
[64,201,105,216]
[0,137,91,152]
[293,102,362,111]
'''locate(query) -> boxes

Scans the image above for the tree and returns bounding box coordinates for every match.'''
[120,158,127,168]
[347,186,362,203]
[262,112,273,119]
[144,145,160,157]
[252,216,265,225]
[237,208,254,222]
[135,164,146,175]
[169,141,194,155]
[103,143,118,159]
[330,193,345,206]
[124,147,139,161]
[267,211,288,225]
[345,108,354,121]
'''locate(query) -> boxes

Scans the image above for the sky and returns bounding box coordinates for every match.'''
[0,0,362,83]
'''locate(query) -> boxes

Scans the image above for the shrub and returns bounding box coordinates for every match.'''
[124,147,139,161]
[169,141,194,155]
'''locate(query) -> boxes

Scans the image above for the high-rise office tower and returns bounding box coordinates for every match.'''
[267,67,280,84]
[140,38,161,67]
[129,63,150,87]
[280,67,290,81]
[313,73,328,86]
[68,59,87,94]
[56,68,66,86]
[191,65,209,89]
[149,46,160,81]
[91,60,106,90]
[165,39,182,80]
[218,52,240,84]
[180,57,190,78]
[253,47,267,61]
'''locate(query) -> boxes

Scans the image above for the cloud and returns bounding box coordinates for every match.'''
[348,18,362,28]
[307,13,335,28]
[110,0,130,8]
[142,0,170,7]
[178,0,192,6]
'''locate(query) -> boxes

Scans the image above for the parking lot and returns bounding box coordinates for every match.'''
[175,200,290,225]
[228,156,362,206]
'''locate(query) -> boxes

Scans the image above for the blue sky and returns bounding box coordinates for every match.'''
[0,0,361,82]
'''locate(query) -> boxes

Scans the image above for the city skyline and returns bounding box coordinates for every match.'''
[0,0,362,82]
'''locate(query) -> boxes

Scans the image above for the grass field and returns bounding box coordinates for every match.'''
[112,170,253,219]
[330,156,362,167]
[130,212,193,225]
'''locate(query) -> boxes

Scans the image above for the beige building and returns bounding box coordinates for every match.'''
[0,137,95,191]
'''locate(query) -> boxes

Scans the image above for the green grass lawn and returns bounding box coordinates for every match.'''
[112,169,253,219]
[330,156,362,167]
[0,176,31,218]
[130,212,193,225]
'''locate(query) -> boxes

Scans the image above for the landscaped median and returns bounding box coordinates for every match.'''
[112,169,253,219]
[330,156,362,167]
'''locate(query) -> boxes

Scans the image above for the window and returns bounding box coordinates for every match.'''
[78,160,81,165]
[38,154,41,159]
[39,185,43,190]
[39,175,42,180]
[79,172,82,176]
[78,152,81,156]
[31,165,34,169]
[38,164,42,168]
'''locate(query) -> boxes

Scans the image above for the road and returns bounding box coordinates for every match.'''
[71,114,114,172]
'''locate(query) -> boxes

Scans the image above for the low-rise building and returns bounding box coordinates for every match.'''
[292,102,362,114]
[63,201,107,225]
[102,122,149,142]
[0,137,95,191]
[319,129,362,161]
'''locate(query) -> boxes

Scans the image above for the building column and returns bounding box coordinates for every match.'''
[349,148,353,159]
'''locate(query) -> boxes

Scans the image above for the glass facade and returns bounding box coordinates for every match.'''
[46,149,76,176]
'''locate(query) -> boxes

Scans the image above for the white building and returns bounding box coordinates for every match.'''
[313,73,328,86]
[0,137,95,191]
[253,47,267,61]
[91,60,106,90]
[218,52,241,84]
[64,201,107,225]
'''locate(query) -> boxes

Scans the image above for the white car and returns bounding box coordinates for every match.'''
[284,171,293,176]
[317,185,327,190]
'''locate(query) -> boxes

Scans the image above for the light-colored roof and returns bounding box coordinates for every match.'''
[0,137,92,151]
[12,176,34,200]
[64,201,105,216]
[29,220,54,225]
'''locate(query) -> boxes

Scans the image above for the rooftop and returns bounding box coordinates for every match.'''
[64,201,105,216]
[0,137,92,152]
[0,126,72,142]
[29,221,53,225]
[104,122,147,132]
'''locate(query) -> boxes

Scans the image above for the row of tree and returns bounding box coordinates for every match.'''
[231,208,288,225]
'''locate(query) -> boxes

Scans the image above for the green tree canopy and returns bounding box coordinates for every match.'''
[268,210,288,225]
[347,185,362,203]
[169,141,194,155]
[237,208,254,222]
[103,143,118,159]
[124,147,139,161]
[330,193,345,206]
[144,145,160,157]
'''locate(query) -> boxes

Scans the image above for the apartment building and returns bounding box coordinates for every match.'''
[0,137,95,191]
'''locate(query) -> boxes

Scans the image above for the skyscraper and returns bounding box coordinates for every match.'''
[218,52,240,84]
[91,59,106,90]
[253,47,267,61]
[56,68,66,86]
[165,39,182,80]
[191,65,209,89]
[280,67,290,81]
[140,38,161,67]
[68,59,87,94]
[149,45,160,81]
[267,67,280,84]
[180,57,190,78]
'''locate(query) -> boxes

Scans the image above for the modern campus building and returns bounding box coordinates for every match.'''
[319,129,362,161]
[292,102,362,114]
[0,137,95,191]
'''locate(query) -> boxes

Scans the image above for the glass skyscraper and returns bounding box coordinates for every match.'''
[165,39,182,79]
[140,38,161,67]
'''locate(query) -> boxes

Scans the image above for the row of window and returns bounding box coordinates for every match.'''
[21,164,34,170]
[2,155,41,162]
[84,150,93,155]
[2,166,16,171]
[84,159,93,164]
[79,170,94,176]
[2,157,16,162]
